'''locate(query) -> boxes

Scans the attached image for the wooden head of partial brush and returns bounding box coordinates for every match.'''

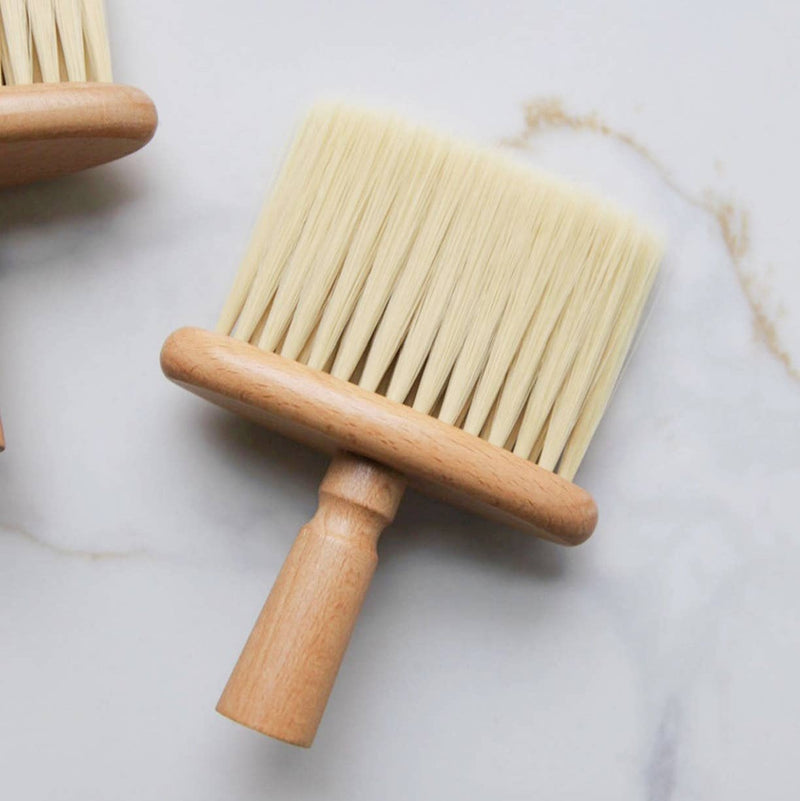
[161,104,663,747]
[0,0,157,188]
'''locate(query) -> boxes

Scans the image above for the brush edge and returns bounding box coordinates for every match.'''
[0,82,156,141]
[0,82,156,186]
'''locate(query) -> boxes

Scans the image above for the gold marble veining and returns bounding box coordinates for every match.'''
[2,526,148,562]
[503,98,798,382]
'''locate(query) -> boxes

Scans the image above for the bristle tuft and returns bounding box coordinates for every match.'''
[0,0,112,85]
[80,0,112,83]
[220,104,664,478]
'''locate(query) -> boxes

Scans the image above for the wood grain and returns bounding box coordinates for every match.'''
[0,83,157,188]
[217,453,406,746]
[161,327,598,545]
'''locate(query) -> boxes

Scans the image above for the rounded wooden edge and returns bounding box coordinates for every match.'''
[215,703,312,747]
[0,82,157,187]
[0,82,157,141]
[214,694,314,748]
[160,327,599,546]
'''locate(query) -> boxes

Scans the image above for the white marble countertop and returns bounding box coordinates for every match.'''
[2,1,799,798]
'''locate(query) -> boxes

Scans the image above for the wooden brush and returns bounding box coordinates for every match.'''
[160,103,663,747]
[0,0,157,449]
[0,0,157,188]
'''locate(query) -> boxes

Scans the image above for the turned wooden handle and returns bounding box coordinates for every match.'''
[216,452,406,747]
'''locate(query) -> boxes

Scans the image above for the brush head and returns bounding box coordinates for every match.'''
[218,103,663,482]
[0,0,156,187]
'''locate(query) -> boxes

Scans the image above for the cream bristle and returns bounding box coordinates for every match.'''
[220,104,664,478]
[80,0,111,83]
[435,179,546,426]
[54,0,85,80]
[307,132,446,373]
[386,151,505,407]
[535,228,647,472]
[274,114,403,360]
[555,238,661,480]
[232,106,359,343]
[219,106,340,338]
[477,197,599,446]
[510,214,631,460]
[0,0,112,86]
[0,0,33,85]
[27,0,58,82]
[341,142,473,387]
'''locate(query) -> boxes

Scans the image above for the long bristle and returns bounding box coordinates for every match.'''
[220,104,663,480]
[0,0,112,86]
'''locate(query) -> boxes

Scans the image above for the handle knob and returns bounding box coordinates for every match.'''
[216,452,406,746]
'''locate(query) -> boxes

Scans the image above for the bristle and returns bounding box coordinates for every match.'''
[0,0,112,86]
[510,214,631,461]
[308,131,446,373]
[265,112,396,358]
[340,141,470,387]
[534,228,650,472]
[555,237,661,480]
[472,195,600,447]
[80,0,111,83]
[218,106,339,338]
[54,0,84,80]
[220,104,664,479]
[435,177,547,426]
[0,0,33,85]
[230,106,354,343]
[27,0,58,82]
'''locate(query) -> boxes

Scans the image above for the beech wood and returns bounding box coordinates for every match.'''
[0,82,157,187]
[161,327,598,544]
[217,453,405,746]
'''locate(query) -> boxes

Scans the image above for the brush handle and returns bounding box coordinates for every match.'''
[216,451,406,747]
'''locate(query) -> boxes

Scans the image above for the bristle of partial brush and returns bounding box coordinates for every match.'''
[218,104,663,481]
[0,0,112,86]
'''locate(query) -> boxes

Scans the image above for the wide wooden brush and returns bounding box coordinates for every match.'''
[0,0,157,188]
[161,103,662,747]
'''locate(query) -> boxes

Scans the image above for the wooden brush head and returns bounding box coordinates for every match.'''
[0,1,156,187]
[161,327,598,545]
[161,103,663,746]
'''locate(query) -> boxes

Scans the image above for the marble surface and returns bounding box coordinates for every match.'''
[1,1,799,798]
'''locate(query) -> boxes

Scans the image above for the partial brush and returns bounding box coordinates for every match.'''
[161,103,663,747]
[0,0,157,187]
